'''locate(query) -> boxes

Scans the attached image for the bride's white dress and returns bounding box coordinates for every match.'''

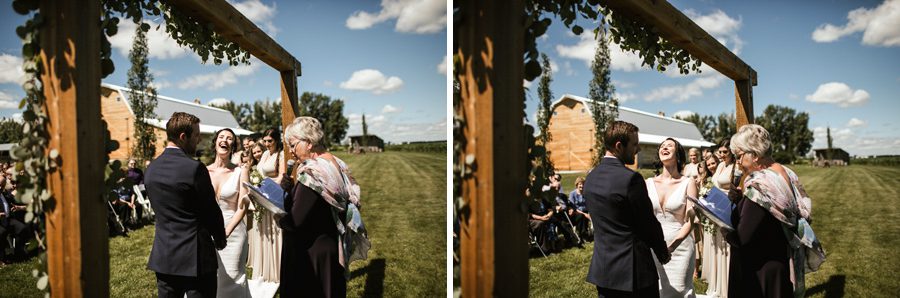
[216,167,250,297]
[647,178,695,298]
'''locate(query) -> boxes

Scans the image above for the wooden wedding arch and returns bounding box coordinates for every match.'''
[456,0,757,296]
[39,0,301,296]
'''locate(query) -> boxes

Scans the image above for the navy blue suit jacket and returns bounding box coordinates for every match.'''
[584,157,668,291]
[145,147,225,276]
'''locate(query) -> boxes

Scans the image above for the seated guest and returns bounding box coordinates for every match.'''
[0,175,31,262]
[542,174,580,248]
[567,176,591,239]
[723,124,823,297]
[528,189,557,253]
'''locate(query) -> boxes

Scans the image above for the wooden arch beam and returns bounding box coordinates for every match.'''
[169,0,302,73]
[599,0,756,85]
[599,0,756,125]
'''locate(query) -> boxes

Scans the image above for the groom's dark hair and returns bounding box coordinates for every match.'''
[166,112,200,142]
[604,121,639,152]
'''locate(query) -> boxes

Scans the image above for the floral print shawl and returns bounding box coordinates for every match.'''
[296,156,370,276]
[743,166,826,298]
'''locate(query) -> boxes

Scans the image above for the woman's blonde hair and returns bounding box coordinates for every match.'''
[284,116,324,148]
[730,124,771,158]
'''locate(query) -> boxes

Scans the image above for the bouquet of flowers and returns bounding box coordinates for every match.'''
[696,179,718,234]
[248,170,266,223]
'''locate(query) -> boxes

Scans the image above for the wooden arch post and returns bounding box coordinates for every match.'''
[458,0,529,296]
[40,0,109,296]
[39,0,302,296]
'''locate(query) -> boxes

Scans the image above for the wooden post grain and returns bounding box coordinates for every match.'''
[457,0,529,296]
[40,0,108,296]
[280,70,300,174]
[735,79,754,127]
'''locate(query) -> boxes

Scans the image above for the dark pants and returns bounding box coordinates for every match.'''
[0,217,32,260]
[596,286,659,298]
[155,272,216,298]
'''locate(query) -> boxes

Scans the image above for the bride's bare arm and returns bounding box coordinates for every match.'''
[669,180,698,251]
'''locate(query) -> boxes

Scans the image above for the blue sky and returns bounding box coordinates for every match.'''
[0,0,447,143]
[526,0,899,156]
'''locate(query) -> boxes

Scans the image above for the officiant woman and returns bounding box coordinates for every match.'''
[724,124,815,297]
[278,117,367,297]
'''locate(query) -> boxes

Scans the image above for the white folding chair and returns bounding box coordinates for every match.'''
[133,184,154,220]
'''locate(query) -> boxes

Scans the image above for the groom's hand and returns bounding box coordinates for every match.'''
[658,250,672,265]
[215,237,227,250]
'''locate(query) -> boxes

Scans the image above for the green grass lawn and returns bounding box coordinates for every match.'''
[0,151,446,297]
[533,165,900,297]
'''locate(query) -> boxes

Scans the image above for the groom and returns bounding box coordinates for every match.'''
[145,112,226,297]
[584,121,670,297]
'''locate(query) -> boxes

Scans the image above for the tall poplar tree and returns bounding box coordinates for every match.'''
[127,24,158,163]
[535,53,555,182]
[588,27,618,166]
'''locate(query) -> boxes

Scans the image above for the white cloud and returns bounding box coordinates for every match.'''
[150,80,171,91]
[562,61,576,76]
[437,55,448,75]
[548,59,560,74]
[0,90,20,109]
[108,20,191,60]
[615,91,636,103]
[207,98,232,107]
[684,9,744,54]
[673,110,696,119]
[178,60,262,90]
[382,104,401,113]
[643,74,726,102]
[11,112,22,122]
[612,79,636,89]
[0,54,25,84]
[346,0,446,34]
[812,0,900,47]
[847,117,867,127]
[339,69,404,94]
[556,33,646,72]
[805,82,870,107]
[229,0,279,36]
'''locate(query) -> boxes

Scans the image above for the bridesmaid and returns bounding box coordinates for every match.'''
[247,128,286,296]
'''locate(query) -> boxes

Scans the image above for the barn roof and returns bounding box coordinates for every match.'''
[102,83,253,135]
[553,94,716,148]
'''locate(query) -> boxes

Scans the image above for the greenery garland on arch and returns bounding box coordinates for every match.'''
[11,0,254,294]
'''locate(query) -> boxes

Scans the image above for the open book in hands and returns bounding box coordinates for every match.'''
[688,187,734,231]
[243,179,287,216]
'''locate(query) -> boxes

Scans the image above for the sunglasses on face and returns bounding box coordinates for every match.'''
[262,139,274,143]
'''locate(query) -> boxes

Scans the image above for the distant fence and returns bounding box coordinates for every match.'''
[386,141,446,153]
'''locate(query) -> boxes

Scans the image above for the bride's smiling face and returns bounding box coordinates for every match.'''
[215,130,235,156]
[658,140,677,165]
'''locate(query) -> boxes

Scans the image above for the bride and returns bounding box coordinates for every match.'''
[646,138,698,298]
[208,128,251,297]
